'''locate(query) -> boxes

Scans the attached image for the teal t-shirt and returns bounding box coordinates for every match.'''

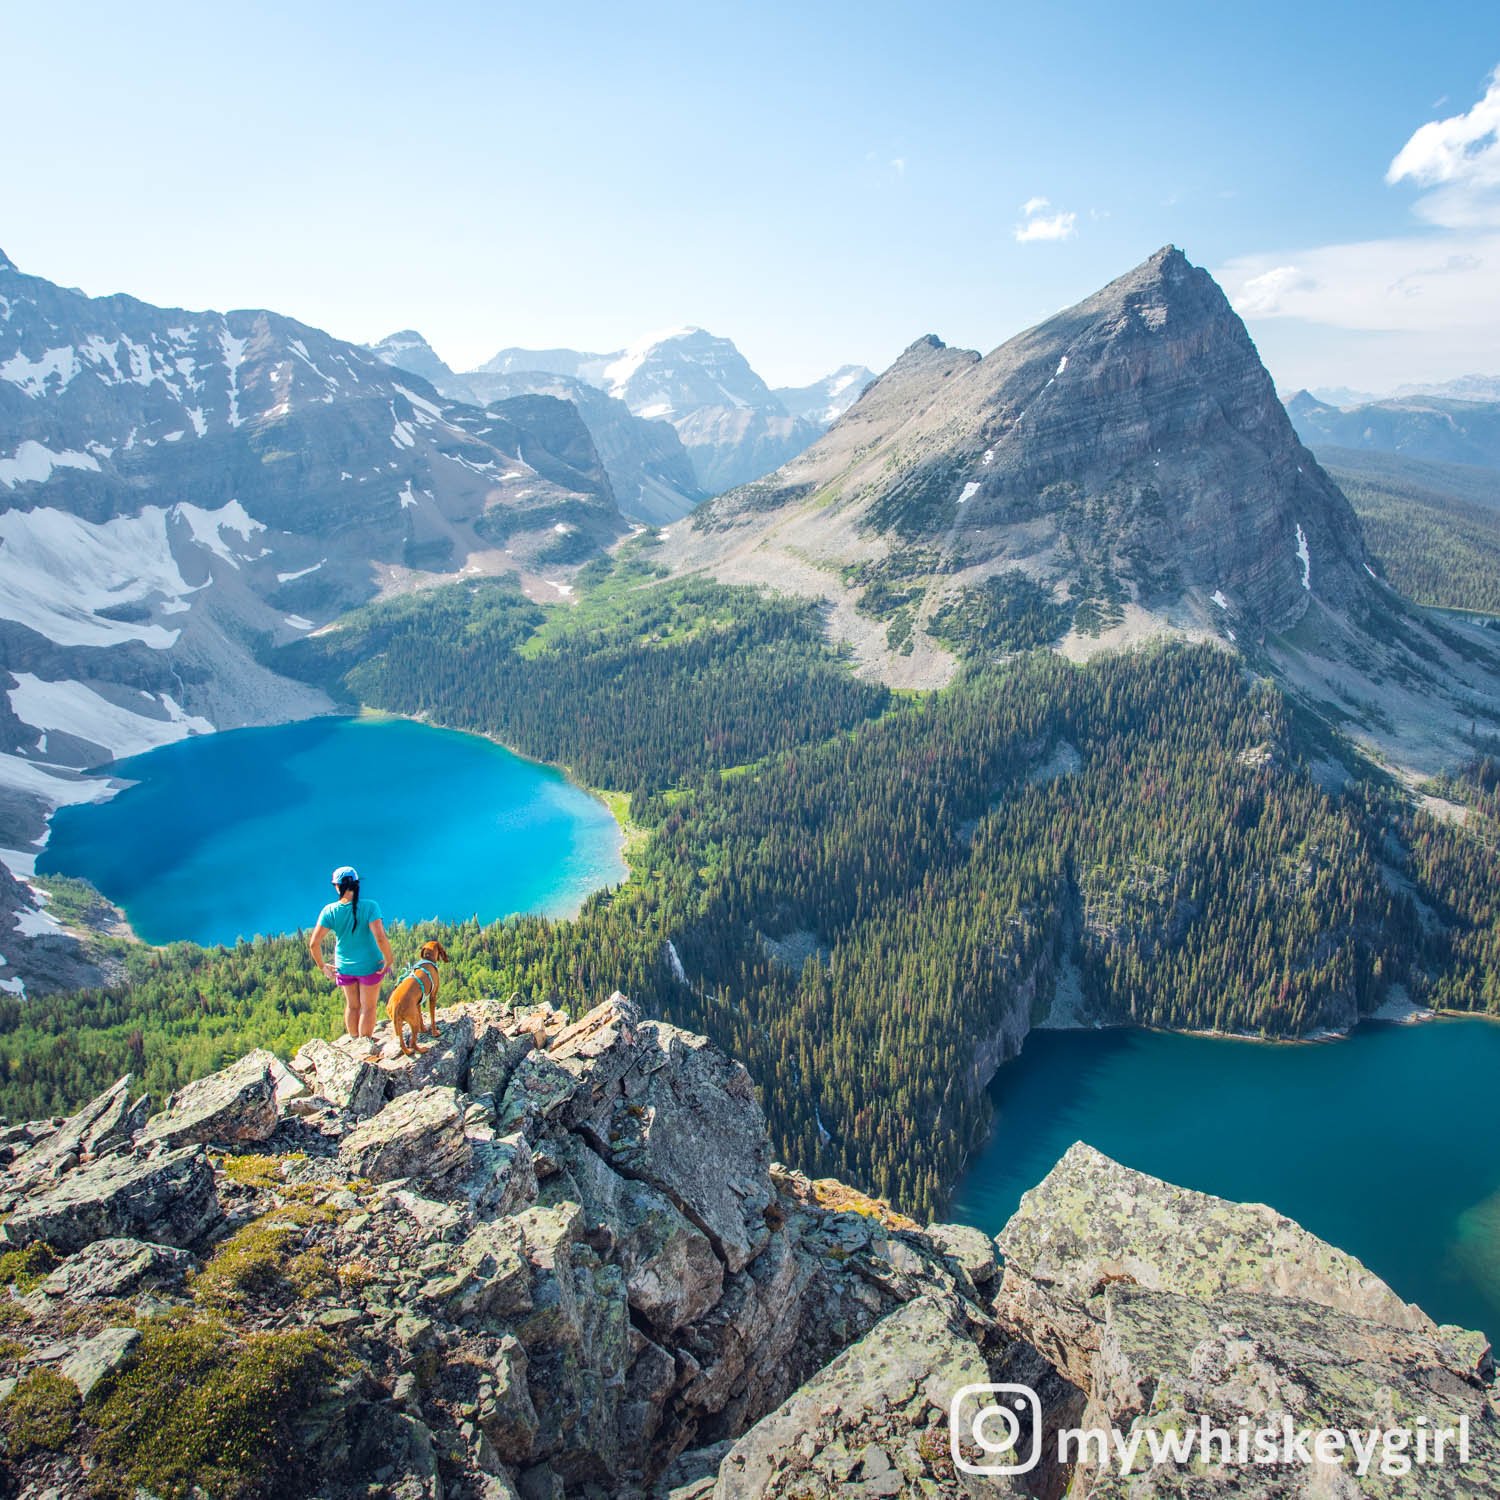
[317,897,384,975]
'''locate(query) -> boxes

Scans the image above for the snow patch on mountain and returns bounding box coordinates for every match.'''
[0,506,199,648]
[8,675,213,760]
[2,345,79,397]
[0,440,102,487]
[173,500,265,566]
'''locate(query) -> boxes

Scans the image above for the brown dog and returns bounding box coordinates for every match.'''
[386,940,450,1057]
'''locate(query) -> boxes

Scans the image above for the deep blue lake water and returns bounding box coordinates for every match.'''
[40,715,626,945]
[950,1021,1500,1343]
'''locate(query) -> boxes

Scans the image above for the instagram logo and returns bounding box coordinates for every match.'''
[949,1383,1044,1476]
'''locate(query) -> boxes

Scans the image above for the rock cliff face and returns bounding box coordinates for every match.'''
[662,248,1500,768]
[0,993,1493,1498]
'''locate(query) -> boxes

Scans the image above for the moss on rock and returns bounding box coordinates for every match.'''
[0,1242,60,1292]
[189,1203,336,1309]
[86,1318,343,1499]
[0,1368,79,1457]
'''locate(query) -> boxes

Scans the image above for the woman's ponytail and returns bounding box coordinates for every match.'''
[338,872,361,929]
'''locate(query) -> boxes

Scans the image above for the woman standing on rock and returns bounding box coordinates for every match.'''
[308,865,395,1063]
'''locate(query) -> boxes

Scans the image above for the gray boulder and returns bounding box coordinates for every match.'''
[9,1075,146,1177]
[339,1086,470,1183]
[3,1145,220,1252]
[995,1141,1435,1388]
[139,1053,279,1149]
[292,1035,391,1119]
[38,1236,194,1300]
[58,1325,141,1398]
[246,1047,309,1108]
[924,1221,999,1286]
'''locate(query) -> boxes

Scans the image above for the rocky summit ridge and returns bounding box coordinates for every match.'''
[0,989,1493,1497]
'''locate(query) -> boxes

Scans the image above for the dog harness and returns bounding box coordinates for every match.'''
[400,957,440,998]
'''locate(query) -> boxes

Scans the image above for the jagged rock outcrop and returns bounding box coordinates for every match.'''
[2,1144,220,1252]
[995,1144,1499,1497]
[339,1085,471,1182]
[139,1052,279,1149]
[0,994,1494,1499]
[994,1141,1440,1389]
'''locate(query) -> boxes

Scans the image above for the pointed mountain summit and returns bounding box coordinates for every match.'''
[669,246,1373,666]
[366,329,456,389]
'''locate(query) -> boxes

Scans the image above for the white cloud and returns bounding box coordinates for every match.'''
[1214,67,1500,390]
[1014,197,1077,243]
[1220,235,1500,330]
[1387,67,1500,228]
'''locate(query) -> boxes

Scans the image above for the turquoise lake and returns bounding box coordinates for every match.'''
[951,1021,1500,1343]
[39,716,626,946]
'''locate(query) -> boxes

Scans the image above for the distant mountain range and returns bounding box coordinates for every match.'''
[368,328,874,510]
[0,246,629,976]
[1287,389,1500,472]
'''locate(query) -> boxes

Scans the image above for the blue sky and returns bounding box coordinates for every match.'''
[6,1,1498,392]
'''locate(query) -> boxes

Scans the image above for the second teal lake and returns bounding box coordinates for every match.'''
[951,1020,1500,1344]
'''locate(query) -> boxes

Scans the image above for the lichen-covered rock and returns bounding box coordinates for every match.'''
[339,1086,469,1183]
[590,1020,773,1276]
[382,1011,476,1094]
[9,1075,146,1178]
[462,1131,540,1219]
[469,1007,535,1098]
[58,1325,141,1398]
[925,1221,999,1286]
[3,1145,220,1252]
[245,1046,309,1108]
[18,996,1498,1500]
[499,993,642,1137]
[1082,1284,1500,1498]
[292,1035,390,1119]
[561,1137,723,1335]
[995,1141,1434,1388]
[712,1295,997,1498]
[139,1053,279,1149]
[37,1236,193,1301]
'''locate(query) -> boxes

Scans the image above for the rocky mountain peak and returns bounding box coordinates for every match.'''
[366,329,459,390]
[0,248,15,274]
[674,246,1374,661]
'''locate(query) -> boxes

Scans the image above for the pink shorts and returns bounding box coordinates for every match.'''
[335,971,383,988]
